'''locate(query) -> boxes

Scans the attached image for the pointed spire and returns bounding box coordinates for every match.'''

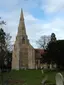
[18,8,26,36]
[20,8,24,21]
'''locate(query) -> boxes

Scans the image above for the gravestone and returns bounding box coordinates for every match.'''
[53,64,57,69]
[50,64,53,70]
[41,76,48,85]
[56,73,64,85]
[43,64,48,69]
[36,65,37,70]
[41,70,44,74]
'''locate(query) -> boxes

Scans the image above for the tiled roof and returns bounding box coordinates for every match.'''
[35,49,45,55]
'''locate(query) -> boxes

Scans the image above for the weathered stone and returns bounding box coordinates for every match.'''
[12,9,35,70]
[56,73,64,85]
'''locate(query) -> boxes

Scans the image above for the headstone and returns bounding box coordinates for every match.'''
[53,64,57,68]
[41,70,44,74]
[41,66,42,69]
[41,76,48,85]
[56,73,64,85]
[36,65,37,70]
[43,63,48,69]
[50,64,53,70]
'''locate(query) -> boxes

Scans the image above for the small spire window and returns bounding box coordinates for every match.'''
[22,37,25,44]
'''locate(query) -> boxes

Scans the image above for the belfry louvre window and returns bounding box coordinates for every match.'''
[22,37,25,44]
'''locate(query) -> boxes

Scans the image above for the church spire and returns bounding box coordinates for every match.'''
[20,8,24,21]
[18,8,26,36]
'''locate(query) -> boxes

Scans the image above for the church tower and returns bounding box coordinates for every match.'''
[12,9,35,70]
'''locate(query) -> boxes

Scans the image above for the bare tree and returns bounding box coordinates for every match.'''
[36,35,51,49]
[5,33,12,51]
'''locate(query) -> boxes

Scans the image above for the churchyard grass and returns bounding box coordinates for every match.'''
[0,69,64,85]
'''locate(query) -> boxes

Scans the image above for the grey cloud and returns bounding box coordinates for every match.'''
[41,0,64,13]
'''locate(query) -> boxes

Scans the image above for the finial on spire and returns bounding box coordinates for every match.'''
[20,8,24,21]
[21,8,23,13]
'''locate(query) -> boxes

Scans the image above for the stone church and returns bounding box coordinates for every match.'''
[12,9,44,70]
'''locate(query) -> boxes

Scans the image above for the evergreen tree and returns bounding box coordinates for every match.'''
[51,33,56,42]
[0,28,6,71]
[0,18,12,71]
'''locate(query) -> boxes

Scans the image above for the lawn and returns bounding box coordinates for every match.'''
[0,69,64,85]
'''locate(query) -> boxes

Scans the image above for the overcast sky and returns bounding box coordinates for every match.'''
[0,0,64,48]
